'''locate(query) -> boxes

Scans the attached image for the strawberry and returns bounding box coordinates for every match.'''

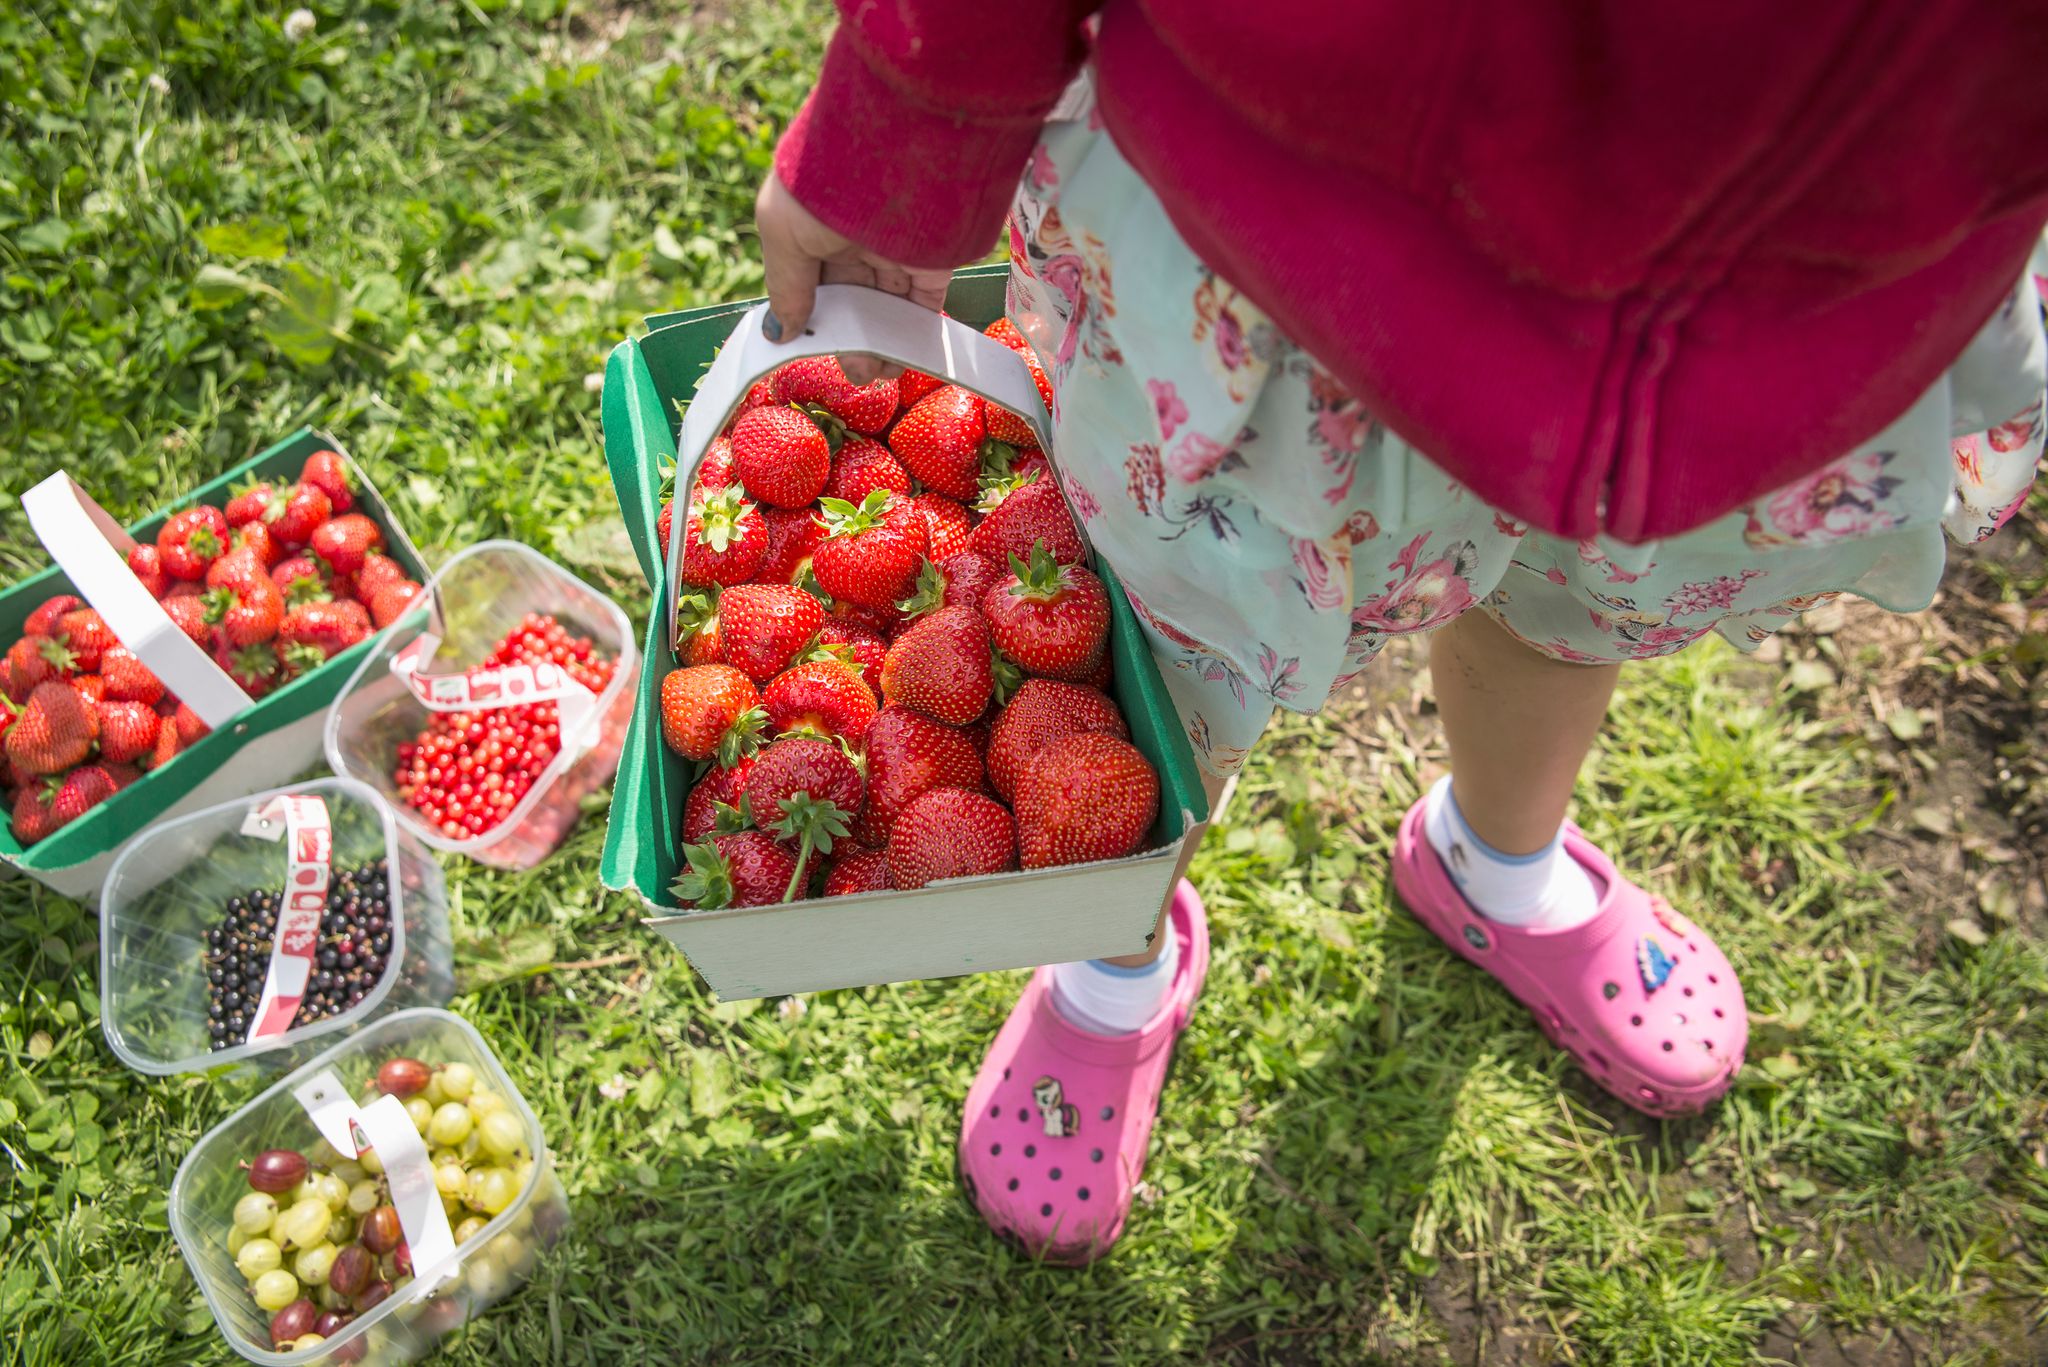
[898,552,1002,623]
[100,647,165,705]
[984,317,1029,350]
[4,636,70,701]
[811,491,929,611]
[824,847,892,896]
[10,784,56,845]
[762,659,877,742]
[821,436,911,505]
[809,620,888,696]
[657,499,674,554]
[730,406,831,509]
[205,541,268,590]
[101,761,142,791]
[772,357,899,435]
[5,681,97,775]
[981,545,1111,681]
[214,641,281,696]
[984,317,1055,426]
[98,699,162,764]
[889,386,989,500]
[224,480,281,527]
[831,597,905,638]
[69,674,106,715]
[671,831,807,909]
[737,379,778,415]
[160,595,211,647]
[854,705,985,844]
[271,552,331,604]
[269,481,334,547]
[140,714,179,772]
[230,518,286,568]
[300,450,356,512]
[278,599,370,673]
[967,476,1086,567]
[675,589,725,666]
[659,664,766,765]
[911,493,975,562]
[718,584,825,683]
[1083,650,1114,691]
[681,757,754,843]
[157,506,230,581]
[49,765,117,827]
[203,570,285,648]
[698,436,739,491]
[986,679,1129,801]
[354,552,408,601]
[827,377,900,434]
[171,701,211,745]
[23,595,82,638]
[309,514,383,574]
[979,438,1051,488]
[756,506,829,585]
[1015,733,1159,869]
[127,544,170,598]
[896,368,943,408]
[984,402,1037,448]
[744,736,863,892]
[880,606,995,725]
[681,486,769,587]
[887,787,1017,890]
[369,580,424,629]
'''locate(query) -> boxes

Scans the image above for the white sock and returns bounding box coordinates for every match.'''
[1050,919,1180,1036]
[1421,775,1601,929]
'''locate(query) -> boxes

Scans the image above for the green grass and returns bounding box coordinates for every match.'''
[5,2,2048,1363]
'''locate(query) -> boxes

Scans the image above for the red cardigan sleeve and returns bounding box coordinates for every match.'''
[774,2,1097,269]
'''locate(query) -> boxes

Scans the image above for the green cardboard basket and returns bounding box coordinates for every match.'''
[599,270,1207,999]
[2,428,428,899]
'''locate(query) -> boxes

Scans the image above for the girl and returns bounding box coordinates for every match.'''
[752,3,2048,1263]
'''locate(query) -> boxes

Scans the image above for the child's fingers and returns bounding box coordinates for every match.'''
[756,176,823,342]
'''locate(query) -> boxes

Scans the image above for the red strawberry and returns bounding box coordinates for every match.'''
[880,606,995,725]
[680,487,769,587]
[214,641,281,696]
[53,610,112,673]
[657,499,674,554]
[827,377,899,434]
[898,552,1003,623]
[730,406,831,509]
[5,681,98,775]
[887,787,1017,891]
[745,737,863,885]
[98,699,162,764]
[1083,650,1114,691]
[986,679,1129,801]
[23,595,81,638]
[756,507,829,585]
[890,386,989,501]
[855,706,985,844]
[809,621,888,696]
[772,357,900,435]
[968,476,1085,567]
[369,581,424,629]
[300,450,356,512]
[984,317,1029,351]
[911,493,974,562]
[671,831,808,909]
[675,590,724,666]
[4,636,69,701]
[203,571,285,648]
[984,403,1037,448]
[811,491,929,612]
[681,758,755,843]
[354,553,407,601]
[10,784,56,845]
[127,544,170,598]
[224,480,281,527]
[161,595,211,647]
[49,764,117,826]
[737,379,778,415]
[101,761,142,791]
[278,599,371,673]
[984,317,1054,419]
[100,647,165,705]
[762,660,877,742]
[981,546,1111,682]
[821,437,911,505]
[143,716,183,770]
[824,847,892,896]
[1015,733,1159,869]
[69,674,106,718]
[309,514,383,574]
[269,481,334,547]
[896,368,944,408]
[157,506,230,581]
[659,664,766,765]
[718,584,825,683]
[271,552,331,604]
[697,436,739,491]
[172,701,210,745]
[231,518,287,568]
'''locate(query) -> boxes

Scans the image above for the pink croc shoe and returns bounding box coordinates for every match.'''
[1391,799,1747,1117]
[957,880,1210,1264]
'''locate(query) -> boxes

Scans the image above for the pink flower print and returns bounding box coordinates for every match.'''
[1146,379,1188,441]
[1124,442,1167,517]
[1213,308,1247,371]
[1041,254,1085,310]
[1060,475,1101,523]
[1545,566,1570,586]
[1756,450,1903,544]
[1342,509,1381,545]
[1126,588,1208,652]
[1491,512,1528,538]
[1256,645,1305,703]
[1575,539,1605,565]
[1633,623,1707,653]
[1023,142,1058,196]
[1352,544,1479,634]
[1988,397,2044,452]
[1953,434,1985,486]
[1663,570,1762,619]
[1291,537,1348,612]
[1165,431,1230,483]
[1007,221,1030,274]
[1542,636,1605,664]
[1986,486,2032,534]
[1311,400,1373,460]
[1604,561,1648,585]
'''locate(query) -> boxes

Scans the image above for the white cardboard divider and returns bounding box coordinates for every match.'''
[663,285,1054,652]
[20,472,251,727]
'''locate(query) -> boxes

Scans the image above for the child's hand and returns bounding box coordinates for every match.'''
[755,173,951,383]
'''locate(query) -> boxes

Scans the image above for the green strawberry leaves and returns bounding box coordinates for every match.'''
[767,789,853,901]
[716,705,768,770]
[1004,541,1065,602]
[671,838,736,909]
[896,557,947,620]
[817,488,893,538]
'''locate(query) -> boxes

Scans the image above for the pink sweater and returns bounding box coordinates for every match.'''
[774,2,2048,542]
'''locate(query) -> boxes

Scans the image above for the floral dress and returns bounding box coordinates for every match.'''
[1005,77,2047,776]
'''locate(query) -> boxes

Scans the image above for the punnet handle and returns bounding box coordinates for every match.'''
[663,285,1052,652]
[20,472,253,727]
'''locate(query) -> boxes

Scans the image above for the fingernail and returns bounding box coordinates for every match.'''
[762,313,783,341]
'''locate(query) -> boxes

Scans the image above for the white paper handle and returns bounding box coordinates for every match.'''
[20,472,252,727]
[293,1067,459,1290]
[664,285,1054,651]
[241,794,333,1040]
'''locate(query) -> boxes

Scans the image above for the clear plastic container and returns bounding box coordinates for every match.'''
[170,1008,570,1366]
[100,777,453,1077]
[324,539,638,870]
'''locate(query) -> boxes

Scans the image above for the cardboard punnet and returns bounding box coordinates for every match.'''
[1,428,427,899]
[600,270,1208,999]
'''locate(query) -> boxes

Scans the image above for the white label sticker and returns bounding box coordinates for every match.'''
[390,632,594,720]
[292,1072,459,1292]
[246,795,332,1041]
